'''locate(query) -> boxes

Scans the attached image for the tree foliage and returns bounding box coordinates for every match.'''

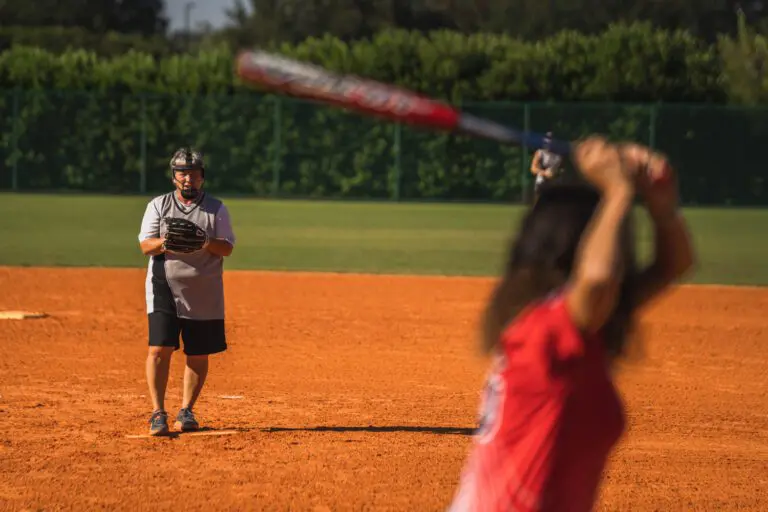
[0,0,168,36]
[217,0,766,47]
[0,24,724,103]
[0,26,173,57]
[719,11,768,105]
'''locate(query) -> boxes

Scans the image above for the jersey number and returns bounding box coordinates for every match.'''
[475,372,505,444]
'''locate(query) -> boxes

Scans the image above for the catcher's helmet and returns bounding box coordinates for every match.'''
[170,147,205,177]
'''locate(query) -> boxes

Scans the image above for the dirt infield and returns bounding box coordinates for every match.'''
[0,266,766,511]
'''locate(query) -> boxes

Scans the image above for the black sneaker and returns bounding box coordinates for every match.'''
[175,407,200,432]
[148,410,169,436]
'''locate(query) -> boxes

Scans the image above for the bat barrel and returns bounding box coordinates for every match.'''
[236,49,573,157]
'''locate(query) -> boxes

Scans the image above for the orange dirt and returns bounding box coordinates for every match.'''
[0,266,766,511]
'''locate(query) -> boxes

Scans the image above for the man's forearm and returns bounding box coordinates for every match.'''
[140,237,165,256]
[205,238,234,257]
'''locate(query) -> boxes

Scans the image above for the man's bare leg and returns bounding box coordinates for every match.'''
[146,346,174,435]
[176,355,209,431]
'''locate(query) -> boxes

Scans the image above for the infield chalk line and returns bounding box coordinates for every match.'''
[0,311,48,320]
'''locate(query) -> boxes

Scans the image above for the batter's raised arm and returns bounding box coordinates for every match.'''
[564,137,635,334]
[624,145,696,307]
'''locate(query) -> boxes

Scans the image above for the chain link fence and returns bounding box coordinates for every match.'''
[1,89,766,205]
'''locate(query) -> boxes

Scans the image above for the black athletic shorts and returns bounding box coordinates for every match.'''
[148,312,227,356]
[146,253,227,356]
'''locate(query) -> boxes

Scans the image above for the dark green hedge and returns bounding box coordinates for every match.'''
[0,23,724,102]
[0,26,173,57]
[1,23,767,205]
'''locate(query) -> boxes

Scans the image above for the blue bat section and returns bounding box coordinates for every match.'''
[458,113,573,156]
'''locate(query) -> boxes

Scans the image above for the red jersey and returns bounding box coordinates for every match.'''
[449,294,626,512]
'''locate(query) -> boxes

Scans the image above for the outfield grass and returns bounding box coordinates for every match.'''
[0,193,765,286]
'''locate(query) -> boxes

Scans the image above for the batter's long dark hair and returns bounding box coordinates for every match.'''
[481,180,638,362]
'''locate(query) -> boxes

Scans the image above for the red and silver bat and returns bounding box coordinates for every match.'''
[235,50,573,157]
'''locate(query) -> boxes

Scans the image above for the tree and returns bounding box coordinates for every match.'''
[719,10,768,104]
[0,0,168,36]
[217,0,461,47]
[422,0,765,42]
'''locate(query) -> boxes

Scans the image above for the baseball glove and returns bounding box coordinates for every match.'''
[163,217,208,254]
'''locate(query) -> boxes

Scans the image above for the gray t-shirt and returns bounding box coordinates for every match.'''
[138,191,236,320]
[540,150,562,173]
[536,150,563,185]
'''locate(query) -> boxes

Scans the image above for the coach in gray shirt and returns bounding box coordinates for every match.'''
[138,147,236,436]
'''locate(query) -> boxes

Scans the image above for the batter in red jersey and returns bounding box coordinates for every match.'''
[449,138,696,512]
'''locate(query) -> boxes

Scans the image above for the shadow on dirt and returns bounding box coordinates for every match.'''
[261,425,475,436]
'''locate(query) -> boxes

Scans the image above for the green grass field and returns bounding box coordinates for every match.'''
[0,193,765,286]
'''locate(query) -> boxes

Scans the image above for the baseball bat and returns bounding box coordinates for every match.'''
[235,50,573,157]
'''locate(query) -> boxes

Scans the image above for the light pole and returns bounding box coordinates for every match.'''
[184,2,196,51]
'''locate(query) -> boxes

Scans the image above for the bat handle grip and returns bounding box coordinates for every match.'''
[456,113,572,156]
[523,133,572,158]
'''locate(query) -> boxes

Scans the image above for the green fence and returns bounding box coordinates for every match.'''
[0,89,766,205]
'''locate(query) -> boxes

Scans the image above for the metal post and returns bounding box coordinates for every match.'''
[11,88,20,191]
[521,103,531,204]
[649,104,658,150]
[272,96,282,196]
[185,2,196,52]
[392,123,402,201]
[140,94,147,194]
